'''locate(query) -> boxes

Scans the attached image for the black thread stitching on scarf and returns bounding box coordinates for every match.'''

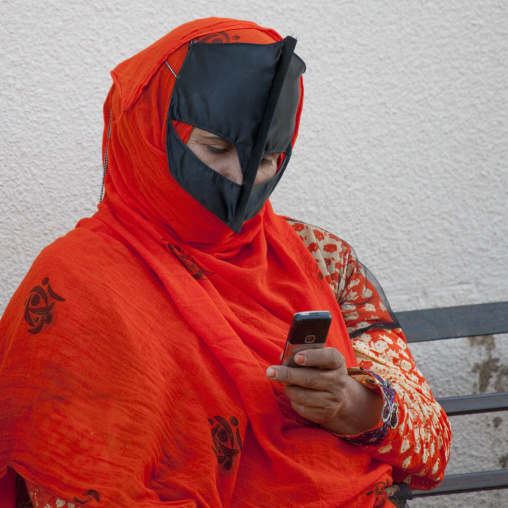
[209,415,243,471]
[23,278,66,334]
[73,489,100,504]
[162,240,214,280]
[195,32,241,44]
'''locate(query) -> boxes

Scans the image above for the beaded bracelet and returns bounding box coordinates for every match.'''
[336,368,399,447]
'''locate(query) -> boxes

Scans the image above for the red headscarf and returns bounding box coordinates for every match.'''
[0,18,392,506]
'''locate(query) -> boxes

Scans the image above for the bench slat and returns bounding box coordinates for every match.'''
[395,302,508,343]
[437,393,508,416]
[412,470,508,496]
[393,302,508,498]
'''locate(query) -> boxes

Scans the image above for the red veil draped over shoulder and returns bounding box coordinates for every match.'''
[0,18,393,507]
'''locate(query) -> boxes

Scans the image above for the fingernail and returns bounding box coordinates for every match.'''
[295,354,305,364]
[266,367,277,379]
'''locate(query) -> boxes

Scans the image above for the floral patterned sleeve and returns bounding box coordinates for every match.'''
[287,219,452,491]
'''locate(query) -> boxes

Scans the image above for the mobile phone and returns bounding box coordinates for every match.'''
[280,311,332,368]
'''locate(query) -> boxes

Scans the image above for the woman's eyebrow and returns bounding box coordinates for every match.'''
[201,133,229,143]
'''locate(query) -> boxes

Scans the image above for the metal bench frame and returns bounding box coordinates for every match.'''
[395,302,508,497]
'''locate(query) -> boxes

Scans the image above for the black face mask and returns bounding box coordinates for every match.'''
[166,37,306,233]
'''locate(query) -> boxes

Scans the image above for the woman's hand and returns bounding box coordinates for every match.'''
[266,347,384,436]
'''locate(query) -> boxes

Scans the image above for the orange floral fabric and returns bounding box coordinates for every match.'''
[288,219,452,490]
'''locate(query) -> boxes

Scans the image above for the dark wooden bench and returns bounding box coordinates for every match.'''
[394,302,508,498]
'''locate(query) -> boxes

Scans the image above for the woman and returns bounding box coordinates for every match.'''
[0,17,450,507]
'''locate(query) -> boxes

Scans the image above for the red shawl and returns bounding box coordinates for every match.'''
[0,18,392,507]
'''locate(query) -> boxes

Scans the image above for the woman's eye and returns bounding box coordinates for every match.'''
[260,154,279,166]
[206,145,228,155]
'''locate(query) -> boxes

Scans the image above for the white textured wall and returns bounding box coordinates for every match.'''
[1,1,507,505]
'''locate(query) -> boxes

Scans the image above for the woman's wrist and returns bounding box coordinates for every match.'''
[328,369,400,447]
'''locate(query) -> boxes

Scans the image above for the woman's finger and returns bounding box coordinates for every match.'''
[285,384,330,408]
[266,364,333,390]
[293,347,345,370]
